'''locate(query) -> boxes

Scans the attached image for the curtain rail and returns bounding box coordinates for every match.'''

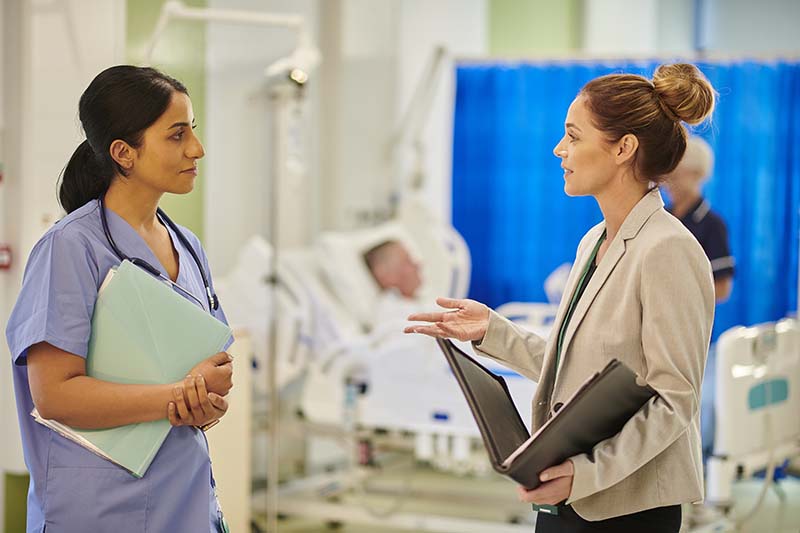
[454,52,800,65]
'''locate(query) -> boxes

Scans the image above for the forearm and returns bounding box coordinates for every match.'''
[473,310,546,381]
[37,376,177,429]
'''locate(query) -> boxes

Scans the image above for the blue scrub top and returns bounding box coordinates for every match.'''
[6,199,232,533]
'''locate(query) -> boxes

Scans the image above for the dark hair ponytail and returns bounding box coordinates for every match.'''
[59,140,114,213]
[57,65,188,213]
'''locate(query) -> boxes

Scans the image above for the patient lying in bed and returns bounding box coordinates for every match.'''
[364,240,422,299]
[362,240,426,331]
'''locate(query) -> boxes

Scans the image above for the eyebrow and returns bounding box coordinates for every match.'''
[167,120,196,130]
[565,122,582,132]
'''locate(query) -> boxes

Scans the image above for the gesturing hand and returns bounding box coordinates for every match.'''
[405,297,490,343]
[168,374,229,428]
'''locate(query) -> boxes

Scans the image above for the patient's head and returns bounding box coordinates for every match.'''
[665,135,714,199]
[364,240,421,298]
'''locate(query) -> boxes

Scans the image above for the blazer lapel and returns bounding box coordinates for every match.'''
[535,225,603,410]
[556,234,626,373]
[553,188,666,388]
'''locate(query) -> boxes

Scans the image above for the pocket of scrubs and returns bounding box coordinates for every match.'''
[44,466,147,531]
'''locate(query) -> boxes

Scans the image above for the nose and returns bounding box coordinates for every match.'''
[187,131,205,160]
[553,138,567,159]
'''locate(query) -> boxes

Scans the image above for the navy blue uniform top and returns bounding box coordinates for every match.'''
[669,197,734,280]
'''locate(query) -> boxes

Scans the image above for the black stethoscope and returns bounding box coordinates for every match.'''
[99,197,219,312]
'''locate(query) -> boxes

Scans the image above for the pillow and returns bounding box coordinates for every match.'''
[396,194,471,300]
[317,222,418,328]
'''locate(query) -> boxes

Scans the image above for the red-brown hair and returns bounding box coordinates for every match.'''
[579,63,715,184]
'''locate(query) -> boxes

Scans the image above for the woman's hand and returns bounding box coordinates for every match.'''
[188,352,233,396]
[517,460,574,506]
[168,374,229,427]
[405,297,490,343]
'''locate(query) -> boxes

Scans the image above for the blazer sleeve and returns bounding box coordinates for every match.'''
[567,234,714,503]
[472,310,547,382]
[471,224,599,384]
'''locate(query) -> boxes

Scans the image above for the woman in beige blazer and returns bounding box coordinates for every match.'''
[406,64,716,532]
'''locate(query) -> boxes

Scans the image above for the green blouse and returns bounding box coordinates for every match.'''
[554,230,607,377]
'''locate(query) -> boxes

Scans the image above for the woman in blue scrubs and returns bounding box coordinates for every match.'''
[6,66,234,532]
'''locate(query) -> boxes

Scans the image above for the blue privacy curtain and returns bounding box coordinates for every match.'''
[452,60,800,339]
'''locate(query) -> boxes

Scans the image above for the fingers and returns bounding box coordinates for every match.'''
[204,362,234,396]
[173,385,191,422]
[403,324,448,338]
[209,351,233,366]
[517,485,544,504]
[219,362,234,394]
[407,296,470,322]
[540,460,574,482]
[517,461,575,506]
[517,479,568,506]
[184,375,202,419]
[208,393,229,413]
[435,321,463,339]
[406,311,446,323]
[436,297,466,309]
[172,376,229,426]
[168,401,185,426]
[195,375,215,419]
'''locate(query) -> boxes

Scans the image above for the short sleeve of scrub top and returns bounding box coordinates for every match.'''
[7,227,99,364]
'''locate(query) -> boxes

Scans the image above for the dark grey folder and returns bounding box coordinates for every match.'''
[437,338,656,489]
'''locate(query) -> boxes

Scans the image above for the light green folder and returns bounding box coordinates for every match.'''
[31,259,232,477]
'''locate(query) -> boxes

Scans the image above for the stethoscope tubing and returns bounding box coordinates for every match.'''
[98,197,219,312]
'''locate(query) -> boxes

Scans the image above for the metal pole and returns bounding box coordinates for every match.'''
[266,80,302,532]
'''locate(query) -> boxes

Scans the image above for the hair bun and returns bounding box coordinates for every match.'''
[652,63,715,125]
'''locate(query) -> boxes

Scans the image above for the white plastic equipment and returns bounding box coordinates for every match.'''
[706,318,800,510]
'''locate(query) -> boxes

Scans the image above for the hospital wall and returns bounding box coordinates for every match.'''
[314,0,486,234]
[126,0,209,241]
[0,1,127,529]
[706,0,800,53]
[202,0,488,276]
[203,0,321,276]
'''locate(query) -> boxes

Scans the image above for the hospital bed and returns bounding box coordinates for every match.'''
[700,318,800,530]
[216,207,538,463]
[707,318,800,503]
[216,204,541,531]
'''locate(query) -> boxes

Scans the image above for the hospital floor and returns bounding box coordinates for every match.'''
[258,466,800,533]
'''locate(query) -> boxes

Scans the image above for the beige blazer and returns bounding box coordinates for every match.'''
[474,188,714,521]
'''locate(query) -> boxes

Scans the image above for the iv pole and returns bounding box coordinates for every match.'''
[144,3,320,532]
[385,46,447,212]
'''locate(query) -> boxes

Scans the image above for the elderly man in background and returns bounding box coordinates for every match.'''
[665,136,734,303]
